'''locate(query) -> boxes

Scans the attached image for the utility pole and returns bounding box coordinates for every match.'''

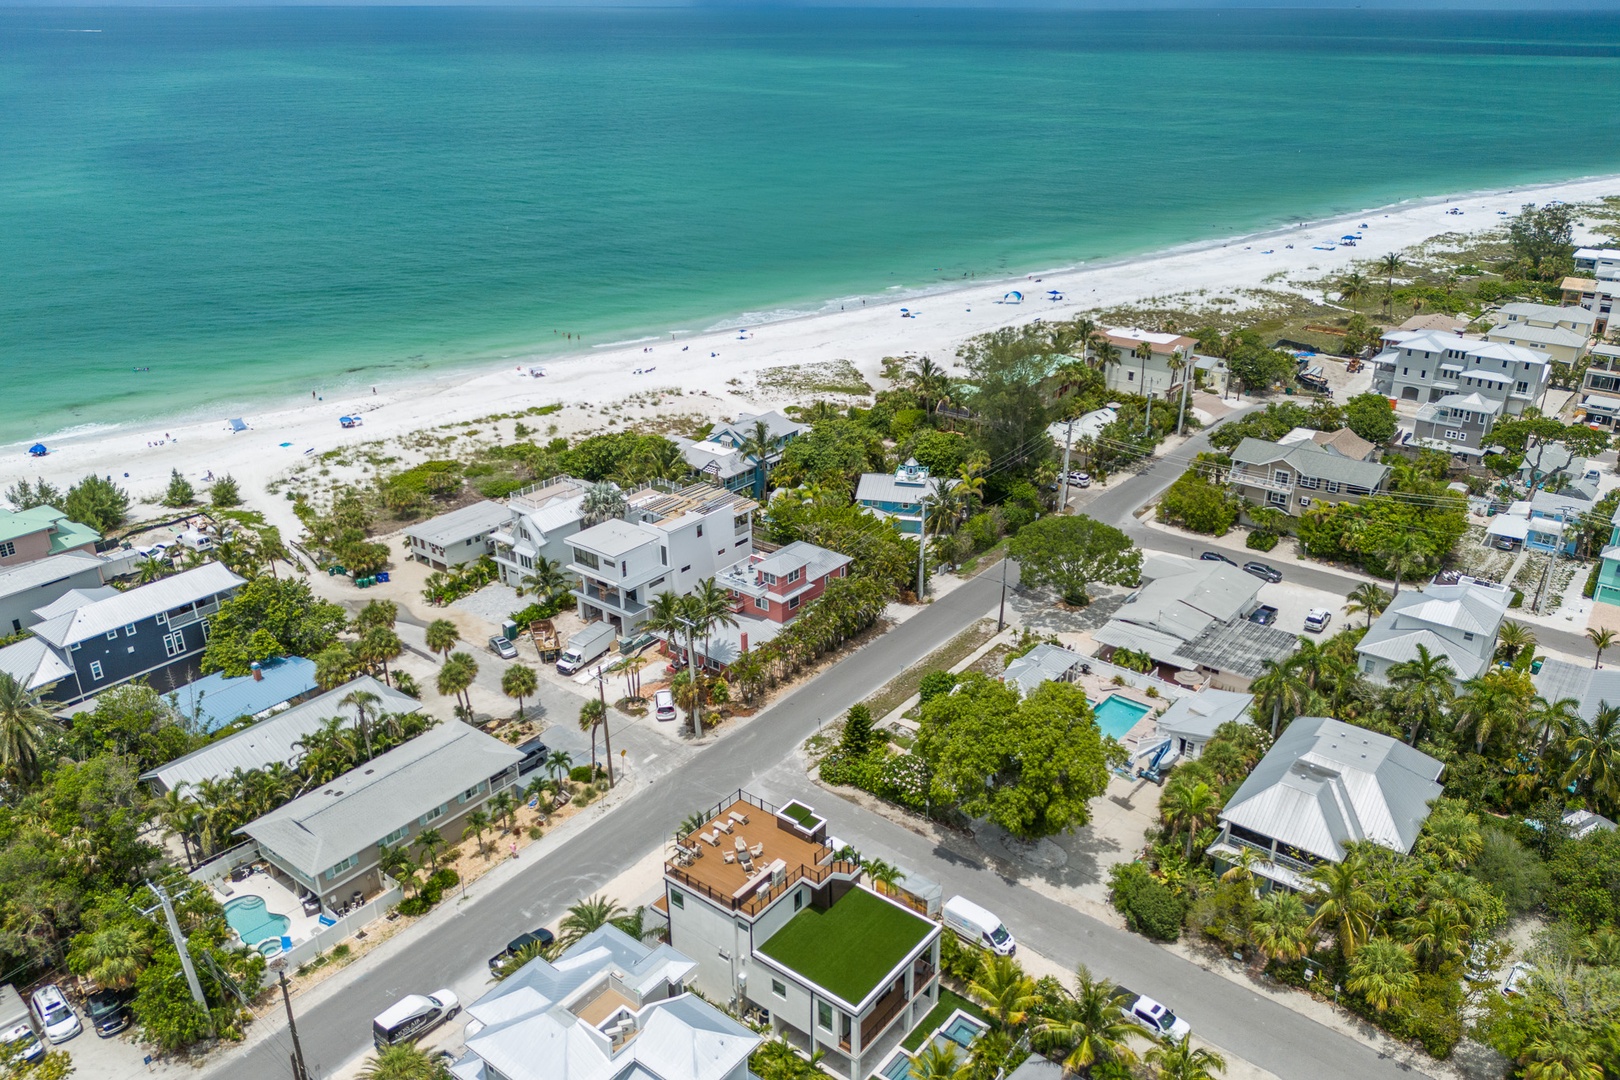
[1058,416,1076,512]
[147,882,209,1028]
[593,665,615,786]
[279,968,311,1080]
[916,497,928,600]
[997,555,1010,632]
[1174,350,1192,435]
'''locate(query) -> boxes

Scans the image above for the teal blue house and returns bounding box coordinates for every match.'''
[855,459,943,535]
[1596,503,1620,608]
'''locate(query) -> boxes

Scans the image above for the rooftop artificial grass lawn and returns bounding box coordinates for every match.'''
[901,989,986,1053]
[780,802,819,827]
[759,888,931,1004]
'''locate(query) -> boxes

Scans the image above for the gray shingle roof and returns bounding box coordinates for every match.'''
[28,562,244,647]
[1219,716,1444,863]
[238,720,522,877]
[0,551,104,601]
[143,676,418,792]
[406,500,512,548]
[1230,438,1391,488]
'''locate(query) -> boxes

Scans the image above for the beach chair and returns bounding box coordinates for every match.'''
[715,819,733,834]
[723,851,736,864]
[701,831,718,847]
[734,836,746,852]
[729,811,749,825]
[750,843,764,859]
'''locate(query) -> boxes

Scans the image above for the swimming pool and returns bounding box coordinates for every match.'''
[224,895,290,947]
[940,1014,987,1047]
[1091,695,1153,740]
[878,1051,914,1080]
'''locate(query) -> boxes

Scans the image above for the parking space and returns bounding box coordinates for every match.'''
[1254,578,1350,638]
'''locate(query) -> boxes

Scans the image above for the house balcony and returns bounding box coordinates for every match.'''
[1230,471,1291,494]
[578,582,646,615]
[167,598,221,630]
[859,980,910,1048]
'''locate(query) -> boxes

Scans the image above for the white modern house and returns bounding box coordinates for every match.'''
[568,484,756,634]
[1562,247,1620,335]
[1356,574,1511,686]
[406,500,513,570]
[1208,716,1444,892]
[1151,688,1254,760]
[491,477,594,589]
[453,926,759,1080]
[1370,329,1551,415]
[1578,342,1620,430]
[663,793,940,1080]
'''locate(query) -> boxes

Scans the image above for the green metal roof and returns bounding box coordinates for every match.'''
[0,506,99,547]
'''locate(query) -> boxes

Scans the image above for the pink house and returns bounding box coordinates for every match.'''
[716,541,853,624]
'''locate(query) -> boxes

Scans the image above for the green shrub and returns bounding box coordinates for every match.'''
[569,765,595,783]
[1584,562,1601,599]
[918,671,958,704]
[509,596,575,625]
[1107,862,1184,941]
[1245,531,1278,551]
[330,943,351,961]
[427,868,460,892]
[528,825,544,840]
[398,896,433,917]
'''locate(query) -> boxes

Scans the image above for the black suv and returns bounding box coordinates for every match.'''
[86,988,134,1038]
[488,928,556,973]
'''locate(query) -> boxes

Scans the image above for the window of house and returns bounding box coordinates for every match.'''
[163,633,187,658]
[772,980,787,999]
[1297,476,1320,490]
[1464,631,1475,641]
[324,854,359,881]
[788,594,801,610]
[89,661,104,680]
[818,1002,833,1030]
[1267,491,1287,507]
[419,803,448,825]
[1272,470,1289,486]
[670,889,684,909]
[155,611,168,626]
[735,513,749,535]
[794,890,803,911]
[696,523,704,538]
[756,597,769,611]
[519,555,533,570]
[106,630,118,641]
[1363,658,1375,673]
[1445,429,1465,441]
[458,781,485,804]
[1127,370,1135,381]
[681,565,692,573]
[762,572,776,586]
[1326,481,1341,494]
[380,825,409,848]
[0,541,13,558]
[786,568,800,583]
[1299,496,1313,507]
[575,548,599,570]
[1517,381,1529,394]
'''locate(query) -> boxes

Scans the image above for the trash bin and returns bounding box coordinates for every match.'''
[375,571,390,583]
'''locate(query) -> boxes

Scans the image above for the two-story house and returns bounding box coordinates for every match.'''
[1483,302,1594,368]
[855,460,949,535]
[405,500,512,571]
[716,542,852,624]
[683,411,809,497]
[1590,503,1620,609]
[238,719,522,915]
[1097,327,1198,399]
[1370,329,1551,414]
[1578,343,1620,429]
[0,561,244,704]
[569,484,756,634]
[664,792,940,1080]
[0,550,106,637]
[1355,574,1511,686]
[1562,248,1620,335]
[1227,437,1392,517]
[455,926,759,1080]
[0,506,101,568]
[1410,392,1504,457]
[491,477,593,589]
[1206,716,1443,893]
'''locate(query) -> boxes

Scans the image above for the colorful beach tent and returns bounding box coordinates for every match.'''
[27,444,47,457]
[228,418,247,433]
[1004,291,1023,303]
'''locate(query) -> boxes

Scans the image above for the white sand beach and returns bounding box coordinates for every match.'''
[11,173,1620,530]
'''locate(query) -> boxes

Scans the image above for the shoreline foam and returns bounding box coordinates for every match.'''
[7,172,1618,531]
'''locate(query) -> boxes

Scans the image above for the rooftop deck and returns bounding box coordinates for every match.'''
[666,792,857,915]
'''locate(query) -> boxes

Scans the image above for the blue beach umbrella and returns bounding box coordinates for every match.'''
[28,443,47,457]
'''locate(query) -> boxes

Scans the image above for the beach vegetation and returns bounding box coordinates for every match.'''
[161,469,195,507]
[63,474,130,533]
[201,576,349,676]
[208,473,242,508]
[1006,515,1140,607]
[2,477,64,512]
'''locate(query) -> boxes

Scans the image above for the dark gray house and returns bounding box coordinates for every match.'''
[0,562,245,704]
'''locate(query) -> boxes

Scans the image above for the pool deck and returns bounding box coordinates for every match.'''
[1083,678,1163,751]
[214,871,323,948]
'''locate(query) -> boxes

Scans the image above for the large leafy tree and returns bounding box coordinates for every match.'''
[916,675,1115,840]
[1007,515,1141,607]
[201,577,349,676]
[1342,392,1396,444]
[62,474,130,533]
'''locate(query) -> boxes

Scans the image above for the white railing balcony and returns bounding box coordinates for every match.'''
[1230,470,1291,494]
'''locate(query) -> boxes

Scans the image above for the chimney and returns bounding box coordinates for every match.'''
[250,661,263,682]
[740,632,749,654]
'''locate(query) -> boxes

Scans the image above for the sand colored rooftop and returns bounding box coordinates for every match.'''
[666,794,858,915]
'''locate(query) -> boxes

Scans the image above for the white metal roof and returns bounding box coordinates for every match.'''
[0,551,104,601]
[406,500,512,548]
[28,562,244,647]
[1154,689,1254,742]
[0,635,73,692]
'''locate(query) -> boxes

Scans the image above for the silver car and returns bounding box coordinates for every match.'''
[488,635,518,660]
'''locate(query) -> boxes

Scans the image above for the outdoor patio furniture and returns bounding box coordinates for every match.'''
[715,819,733,833]
[750,843,764,858]
[734,836,746,852]
[729,811,749,825]
[701,831,719,846]
[723,851,736,864]
[301,896,322,917]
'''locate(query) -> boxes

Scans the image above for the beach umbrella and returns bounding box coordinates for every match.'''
[28,443,46,457]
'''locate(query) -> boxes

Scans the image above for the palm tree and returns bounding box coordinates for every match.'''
[967,955,1036,1031]
[489,789,518,834]
[1161,778,1221,861]
[1345,934,1417,1012]
[463,808,492,857]
[1249,891,1313,965]
[69,925,150,990]
[1336,270,1370,309]
[909,1041,967,1080]
[502,664,539,718]
[518,556,568,602]
[1520,1024,1605,1080]
[1398,903,1465,973]
[1309,853,1376,959]
[414,827,446,873]
[425,618,460,659]
[1453,673,1522,755]
[1250,656,1309,737]
[1528,695,1581,760]
[359,1043,449,1080]
[1146,1040,1227,1080]
[1376,252,1406,315]
[1388,644,1457,746]
[1588,626,1616,669]
[581,482,627,527]
[1032,965,1138,1075]
[579,698,605,778]
[356,599,398,633]
[862,857,902,895]
[545,749,574,788]
[907,356,954,418]
[340,688,382,759]
[683,579,738,735]
[1562,702,1620,808]
[378,843,416,891]
[560,894,628,946]
[1344,581,1391,629]
[735,418,778,499]
[1496,620,1538,665]
[136,555,172,583]
[359,627,403,686]
[155,786,203,867]
[1378,532,1425,596]
[438,652,479,716]
[0,671,51,786]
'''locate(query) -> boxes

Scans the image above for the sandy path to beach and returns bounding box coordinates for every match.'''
[11,173,1619,529]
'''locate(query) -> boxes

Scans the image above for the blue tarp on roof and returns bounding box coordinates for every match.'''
[172,656,319,733]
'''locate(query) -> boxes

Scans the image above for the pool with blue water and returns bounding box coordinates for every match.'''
[1091,695,1153,740]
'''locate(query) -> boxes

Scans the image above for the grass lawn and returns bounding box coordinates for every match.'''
[780,801,820,828]
[901,988,988,1053]
[758,888,932,1005]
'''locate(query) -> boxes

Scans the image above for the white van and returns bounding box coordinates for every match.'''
[0,985,42,1063]
[942,895,1015,956]
[372,989,459,1049]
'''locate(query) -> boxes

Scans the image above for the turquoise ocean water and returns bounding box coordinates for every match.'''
[3,6,1620,445]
